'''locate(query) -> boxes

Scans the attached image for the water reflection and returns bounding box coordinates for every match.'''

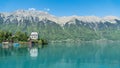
[29,48,38,57]
[0,41,120,68]
[0,44,47,57]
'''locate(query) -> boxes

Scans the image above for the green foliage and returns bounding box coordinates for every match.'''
[14,31,28,41]
[101,29,120,40]
[0,30,12,42]
[0,21,120,41]
[0,30,29,43]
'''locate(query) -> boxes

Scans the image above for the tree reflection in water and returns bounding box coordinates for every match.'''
[0,42,120,68]
[0,44,47,58]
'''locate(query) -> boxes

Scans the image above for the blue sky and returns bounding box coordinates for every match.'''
[0,0,120,16]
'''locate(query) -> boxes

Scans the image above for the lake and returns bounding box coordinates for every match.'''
[0,41,120,68]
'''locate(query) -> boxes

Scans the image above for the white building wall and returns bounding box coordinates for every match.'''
[30,32,38,40]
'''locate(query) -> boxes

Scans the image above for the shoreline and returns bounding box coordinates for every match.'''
[50,39,120,43]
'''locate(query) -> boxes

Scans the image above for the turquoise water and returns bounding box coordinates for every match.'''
[0,41,120,68]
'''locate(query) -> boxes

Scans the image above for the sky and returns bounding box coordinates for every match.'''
[0,0,120,17]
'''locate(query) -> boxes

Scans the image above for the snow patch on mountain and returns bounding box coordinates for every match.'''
[0,9,120,25]
[102,16,120,23]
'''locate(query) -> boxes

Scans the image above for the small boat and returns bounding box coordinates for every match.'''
[13,43,20,48]
[29,48,38,57]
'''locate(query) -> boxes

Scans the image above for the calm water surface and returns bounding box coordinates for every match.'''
[0,41,120,68]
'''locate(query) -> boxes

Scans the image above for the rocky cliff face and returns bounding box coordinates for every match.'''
[0,9,120,41]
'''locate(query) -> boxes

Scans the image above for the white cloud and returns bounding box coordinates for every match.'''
[28,8,36,11]
[44,8,50,11]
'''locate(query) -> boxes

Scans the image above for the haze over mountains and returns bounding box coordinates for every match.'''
[0,9,120,41]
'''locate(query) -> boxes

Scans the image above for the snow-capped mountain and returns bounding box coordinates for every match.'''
[0,9,120,41]
[0,9,120,25]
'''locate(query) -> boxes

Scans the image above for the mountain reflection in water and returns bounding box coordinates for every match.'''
[0,41,120,68]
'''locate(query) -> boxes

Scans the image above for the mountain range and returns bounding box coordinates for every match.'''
[0,9,120,41]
